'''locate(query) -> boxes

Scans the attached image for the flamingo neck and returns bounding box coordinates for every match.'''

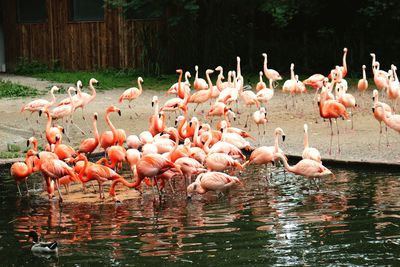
[89,81,97,102]
[93,118,99,143]
[206,72,213,98]
[304,130,309,149]
[105,111,118,145]
[137,79,143,95]
[203,131,212,154]
[274,133,280,153]
[276,153,293,172]
[290,66,295,80]
[362,68,366,80]
[342,50,347,76]
[68,88,75,110]
[49,87,57,106]
[78,156,88,181]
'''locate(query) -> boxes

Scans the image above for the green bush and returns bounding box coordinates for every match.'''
[14,58,50,75]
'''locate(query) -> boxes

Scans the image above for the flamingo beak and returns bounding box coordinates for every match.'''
[372,108,375,113]
[282,135,286,142]
[94,114,98,120]
[62,128,65,134]
[39,110,42,117]
[199,125,202,130]
[26,140,30,147]
[189,121,192,127]
[152,101,154,107]
[175,119,178,126]
[372,96,375,101]
[118,110,121,116]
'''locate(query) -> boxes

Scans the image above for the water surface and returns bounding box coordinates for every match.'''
[1,165,399,266]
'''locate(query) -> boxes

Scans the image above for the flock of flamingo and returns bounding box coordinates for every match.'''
[10,49,400,202]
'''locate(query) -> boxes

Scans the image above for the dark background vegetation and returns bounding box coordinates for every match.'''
[108,0,400,76]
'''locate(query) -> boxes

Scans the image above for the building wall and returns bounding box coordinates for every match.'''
[0,0,163,71]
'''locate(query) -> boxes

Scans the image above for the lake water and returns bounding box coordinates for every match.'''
[1,164,399,266]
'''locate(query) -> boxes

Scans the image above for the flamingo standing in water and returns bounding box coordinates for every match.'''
[10,149,37,196]
[109,153,182,199]
[273,152,333,189]
[78,112,99,156]
[119,77,143,119]
[186,172,243,198]
[302,124,321,163]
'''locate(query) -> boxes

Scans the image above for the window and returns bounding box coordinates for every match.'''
[125,2,163,20]
[17,0,47,23]
[70,0,104,21]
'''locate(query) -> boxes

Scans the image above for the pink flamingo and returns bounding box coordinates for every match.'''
[336,83,357,129]
[373,103,400,134]
[194,65,208,91]
[149,96,166,136]
[274,152,333,189]
[358,65,368,98]
[262,53,282,82]
[119,77,143,119]
[189,69,214,112]
[186,172,243,198]
[10,149,37,195]
[99,105,121,152]
[318,80,349,154]
[21,86,59,133]
[78,112,99,156]
[328,47,348,79]
[302,124,321,163]
[256,71,267,91]
[205,153,243,172]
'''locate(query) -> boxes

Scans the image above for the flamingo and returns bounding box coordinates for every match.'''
[186,172,243,198]
[302,124,321,163]
[358,65,368,98]
[256,71,267,91]
[10,149,37,196]
[328,47,348,79]
[39,108,64,145]
[99,105,121,152]
[373,103,400,134]
[51,87,85,135]
[109,153,182,199]
[256,78,274,106]
[126,135,141,149]
[160,70,190,118]
[118,77,143,119]
[243,127,286,178]
[248,107,268,143]
[220,123,252,151]
[174,157,207,186]
[274,152,333,189]
[189,69,214,112]
[262,53,282,82]
[53,134,76,161]
[205,153,243,172]
[194,65,208,91]
[21,86,59,134]
[39,157,79,201]
[318,80,349,154]
[149,96,165,136]
[372,89,392,147]
[387,65,400,111]
[75,154,124,199]
[282,63,296,108]
[97,145,127,171]
[336,83,357,129]
[78,112,99,156]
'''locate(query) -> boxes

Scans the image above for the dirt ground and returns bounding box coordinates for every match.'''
[1,73,399,166]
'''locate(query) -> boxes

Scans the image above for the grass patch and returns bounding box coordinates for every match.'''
[0,80,40,98]
[0,151,22,159]
[31,69,179,91]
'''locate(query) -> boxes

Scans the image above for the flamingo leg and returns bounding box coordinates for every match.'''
[329,119,333,155]
[378,122,382,149]
[168,180,175,194]
[56,179,63,202]
[17,183,22,196]
[336,118,340,154]
[385,125,389,147]
[25,180,30,196]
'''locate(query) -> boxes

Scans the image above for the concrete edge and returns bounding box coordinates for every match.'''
[2,151,400,173]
